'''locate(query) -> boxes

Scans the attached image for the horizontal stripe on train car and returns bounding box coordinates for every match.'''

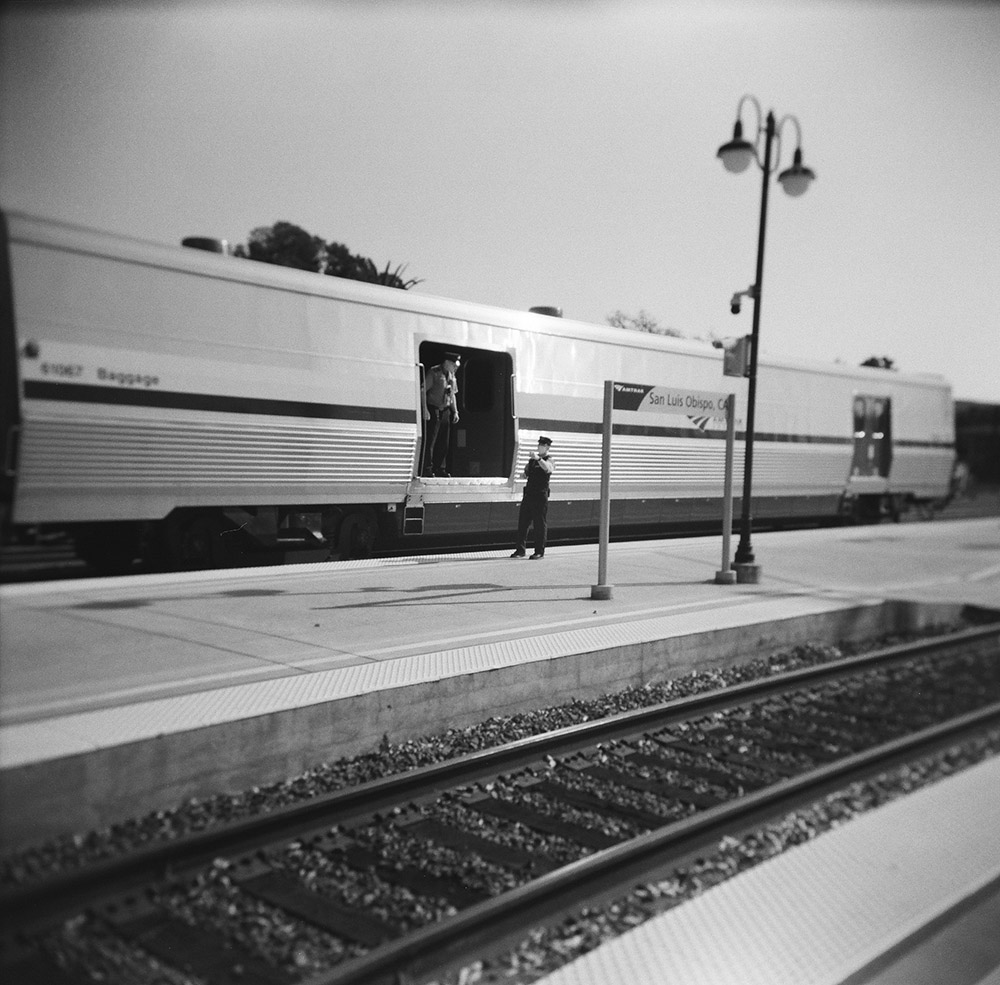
[23,381,414,425]
[519,417,953,450]
[22,384,952,451]
[894,438,956,448]
[519,415,846,444]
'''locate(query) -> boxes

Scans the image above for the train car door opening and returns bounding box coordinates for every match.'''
[851,395,892,478]
[418,342,515,478]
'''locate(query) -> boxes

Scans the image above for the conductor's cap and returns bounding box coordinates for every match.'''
[444,351,461,362]
[538,436,552,446]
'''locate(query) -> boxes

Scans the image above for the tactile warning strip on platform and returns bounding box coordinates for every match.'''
[0,592,866,768]
[534,755,1000,985]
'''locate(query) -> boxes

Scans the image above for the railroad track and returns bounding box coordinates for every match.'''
[2,625,999,984]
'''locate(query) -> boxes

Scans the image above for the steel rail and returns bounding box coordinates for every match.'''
[1,623,997,935]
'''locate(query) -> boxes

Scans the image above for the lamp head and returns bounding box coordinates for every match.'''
[716,119,756,173]
[777,147,816,196]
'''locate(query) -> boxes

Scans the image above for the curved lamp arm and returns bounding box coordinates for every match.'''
[737,94,763,139]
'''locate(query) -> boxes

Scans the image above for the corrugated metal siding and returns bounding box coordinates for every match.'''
[517,432,852,494]
[750,442,852,490]
[888,446,953,494]
[18,416,416,487]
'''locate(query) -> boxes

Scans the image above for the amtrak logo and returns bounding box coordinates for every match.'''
[612,382,653,411]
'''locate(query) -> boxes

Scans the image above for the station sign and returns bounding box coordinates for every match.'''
[612,382,730,422]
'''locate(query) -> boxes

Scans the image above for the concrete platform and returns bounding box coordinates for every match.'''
[1,519,998,850]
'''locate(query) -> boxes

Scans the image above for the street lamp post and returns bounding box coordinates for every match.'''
[717,95,815,579]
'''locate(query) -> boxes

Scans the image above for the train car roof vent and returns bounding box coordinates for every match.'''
[529,306,563,317]
[182,236,230,254]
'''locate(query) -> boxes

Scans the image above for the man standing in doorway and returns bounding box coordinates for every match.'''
[511,436,554,559]
[422,352,461,477]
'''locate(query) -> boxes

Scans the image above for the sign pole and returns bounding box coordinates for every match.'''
[715,393,737,584]
[591,379,614,600]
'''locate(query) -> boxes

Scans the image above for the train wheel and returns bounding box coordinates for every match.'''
[336,510,378,559]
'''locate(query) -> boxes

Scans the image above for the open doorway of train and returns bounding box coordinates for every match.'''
[418,341,516,479]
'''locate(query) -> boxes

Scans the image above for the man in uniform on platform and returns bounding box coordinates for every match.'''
[422,352,461,477]
[510,436,554,559]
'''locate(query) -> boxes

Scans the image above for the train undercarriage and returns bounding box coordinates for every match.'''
[10,485,947,576]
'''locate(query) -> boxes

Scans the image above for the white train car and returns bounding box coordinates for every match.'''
[0,212,955,571]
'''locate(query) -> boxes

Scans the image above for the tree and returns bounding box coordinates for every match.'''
[323,240,370,282]
[234,222,422,289]
[233,222,325,272]
[861,356,896,370]
[324,241,421,289]
[607,309,683,337]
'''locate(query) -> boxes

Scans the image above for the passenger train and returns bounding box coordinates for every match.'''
[0,211,956,572]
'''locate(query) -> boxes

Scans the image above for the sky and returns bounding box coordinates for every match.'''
[1,0,998,402]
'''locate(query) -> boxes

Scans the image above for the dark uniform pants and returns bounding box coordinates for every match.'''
[516,491,548,555]
[424,407,452,474]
